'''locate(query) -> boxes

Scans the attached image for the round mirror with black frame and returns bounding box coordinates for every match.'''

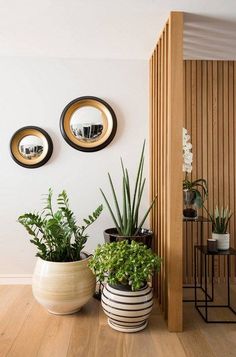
[10,126,53,168]
[60,96,117,152]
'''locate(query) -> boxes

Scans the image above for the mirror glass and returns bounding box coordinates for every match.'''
[70,106,104,142]
[19,135,44,160]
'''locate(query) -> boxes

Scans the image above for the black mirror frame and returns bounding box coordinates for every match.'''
[60,96,117,152]
[10,126,53,169]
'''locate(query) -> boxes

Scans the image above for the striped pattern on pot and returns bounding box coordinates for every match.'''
[101,283,153,333]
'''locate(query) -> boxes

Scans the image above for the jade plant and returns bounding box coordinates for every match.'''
[100,141,156,236]
[204,206,233,234]
[88,240,161,291]
[18,189,103,262]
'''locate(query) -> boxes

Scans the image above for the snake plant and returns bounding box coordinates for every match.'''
[100,141,156,236]
[204,205,233,234]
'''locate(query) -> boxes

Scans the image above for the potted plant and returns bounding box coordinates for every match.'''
[88,240,161,332]
[183,128,208,219]
[18,188,103,315]
[100,141,156,248]
[204,206,233,250]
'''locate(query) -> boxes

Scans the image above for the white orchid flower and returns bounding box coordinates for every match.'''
[183,127,193,174]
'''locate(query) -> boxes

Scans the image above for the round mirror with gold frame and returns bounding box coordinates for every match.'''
[10,126,53,168]
[60,96,117,152]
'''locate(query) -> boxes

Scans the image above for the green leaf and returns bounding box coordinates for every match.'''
[18,189,103,262]
[107,173,123,231]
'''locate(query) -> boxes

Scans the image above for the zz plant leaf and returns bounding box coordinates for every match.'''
[18,188,103,262]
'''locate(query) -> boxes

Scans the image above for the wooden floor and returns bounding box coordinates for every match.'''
[0,286,236,357]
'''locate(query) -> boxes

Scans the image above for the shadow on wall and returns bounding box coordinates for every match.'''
[104,99,125,146]
[184,13,236,60]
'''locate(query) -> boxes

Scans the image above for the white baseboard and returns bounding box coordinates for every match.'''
[0,274,32,285]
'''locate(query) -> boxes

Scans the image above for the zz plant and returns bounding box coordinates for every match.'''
[204,206,233,234]
[89,240,161,291]
[100,141,156,236]
[18,189,103,262]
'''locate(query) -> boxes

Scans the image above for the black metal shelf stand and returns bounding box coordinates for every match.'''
[183,216,211,302]
[194,245,236,323]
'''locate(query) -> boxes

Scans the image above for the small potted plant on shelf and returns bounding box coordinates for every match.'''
[18,188,103,315]
[183,128,208,219]
[88,240,161,332]
[204,205,233,250]
[100,141,156,248]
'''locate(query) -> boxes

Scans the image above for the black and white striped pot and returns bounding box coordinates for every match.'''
[101,283,153,333]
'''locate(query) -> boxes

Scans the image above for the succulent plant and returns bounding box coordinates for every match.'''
[205,205,233,234]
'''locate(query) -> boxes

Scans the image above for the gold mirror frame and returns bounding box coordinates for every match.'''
[60,96,117,152]
[10,126,53,168]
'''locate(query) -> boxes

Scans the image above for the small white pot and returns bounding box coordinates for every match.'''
[212,233,230,250]
[32,256,95,315]
[101,283,153,333]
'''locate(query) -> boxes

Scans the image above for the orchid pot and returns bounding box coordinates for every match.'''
[183,189,198,220]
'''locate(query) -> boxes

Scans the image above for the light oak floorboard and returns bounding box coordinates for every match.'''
[1,286,236,357]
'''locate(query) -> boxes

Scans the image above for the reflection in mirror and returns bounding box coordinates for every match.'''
[70,106,104,142]
[19,135,44,160]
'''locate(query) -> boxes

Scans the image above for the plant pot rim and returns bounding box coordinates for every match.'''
[212,232,229,235]
[36,251,92,265]
[108,282,148,292]
[104,227,153,238]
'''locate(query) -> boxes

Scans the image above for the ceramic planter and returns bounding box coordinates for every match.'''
[212,233,230,250]
[103,228,153,248]
[101,283,153,333]
[183,189,198,219]
[32,255,95,315]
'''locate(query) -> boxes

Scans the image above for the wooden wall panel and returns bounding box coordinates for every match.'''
[150,12,183,332]
[184,60,236,282]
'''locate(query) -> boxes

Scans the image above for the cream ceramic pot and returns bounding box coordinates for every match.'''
[32,255,95,315]
[212,233,230,250]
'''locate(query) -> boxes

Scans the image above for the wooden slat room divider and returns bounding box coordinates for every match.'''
[150,12,184,332]
[183,60,236,283]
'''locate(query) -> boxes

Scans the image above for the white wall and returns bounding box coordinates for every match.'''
[2,1,236,60]
[0,57,149,278]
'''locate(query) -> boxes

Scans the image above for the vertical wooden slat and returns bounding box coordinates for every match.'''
[202,60,208,245]
[207,61,213,239]
[196,61,202,254]
[153,48,158,293]
[163,25,168,317]
[157,37,162,304]
[160,34,165,311]
[167,12,183,332]
[234,62,236,278]
[150,11,184,332]
[184,61,192,284]
[191,61,197,281]
[228,62,235,280]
